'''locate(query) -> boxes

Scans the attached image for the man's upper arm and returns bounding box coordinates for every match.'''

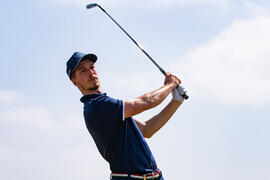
[124,97,152,118]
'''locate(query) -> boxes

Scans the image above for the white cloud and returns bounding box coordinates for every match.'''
[0,89,81,129]
[2,107,53,128]
[174,16,270,106]
[102,71,161,98]
[0,90,108,180]
[0,89,20,103]
[0,106,82,130]
[245,2,270,17]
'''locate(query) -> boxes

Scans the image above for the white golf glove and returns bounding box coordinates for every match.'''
[172,85,185,103]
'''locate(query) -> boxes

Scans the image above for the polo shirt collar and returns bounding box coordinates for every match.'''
[80,93,107,103]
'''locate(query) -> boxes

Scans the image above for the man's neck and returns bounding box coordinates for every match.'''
[82,87,103,96]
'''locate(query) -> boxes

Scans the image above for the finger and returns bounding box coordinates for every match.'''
[173,75,181,84]
[166,72,172,77]
[178,78,181,84]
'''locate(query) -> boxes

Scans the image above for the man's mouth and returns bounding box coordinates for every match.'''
[90,77,98,81]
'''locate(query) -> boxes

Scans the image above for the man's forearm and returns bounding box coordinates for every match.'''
[142,100,181,138]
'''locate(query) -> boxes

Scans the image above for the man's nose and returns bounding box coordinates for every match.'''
[87,68,95,75]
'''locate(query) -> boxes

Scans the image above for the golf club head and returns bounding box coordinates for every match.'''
[86,3,98,9]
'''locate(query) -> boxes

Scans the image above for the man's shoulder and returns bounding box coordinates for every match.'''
[83,94,124,124]
[85,95,120,105]
[83,94,123,112]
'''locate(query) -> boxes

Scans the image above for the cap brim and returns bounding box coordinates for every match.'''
[81,54,97,63]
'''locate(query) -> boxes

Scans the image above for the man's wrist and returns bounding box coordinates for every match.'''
[165,83,177,91]
[171,99,182,105]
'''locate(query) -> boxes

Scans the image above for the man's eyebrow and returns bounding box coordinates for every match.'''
[77,66,85,70]
[77,62,94,70]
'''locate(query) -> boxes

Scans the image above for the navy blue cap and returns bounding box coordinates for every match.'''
[66,52,97,79]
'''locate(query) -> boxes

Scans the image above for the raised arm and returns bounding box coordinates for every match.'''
[133,76,185,138]
[135,99,182,138]
[124,73,181,118]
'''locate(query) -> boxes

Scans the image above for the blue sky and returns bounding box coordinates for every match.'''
[1,0,270,179]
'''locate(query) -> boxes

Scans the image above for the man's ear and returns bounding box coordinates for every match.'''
[71,78,78,87]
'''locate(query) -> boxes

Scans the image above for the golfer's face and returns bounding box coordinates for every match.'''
[74,59,100,91]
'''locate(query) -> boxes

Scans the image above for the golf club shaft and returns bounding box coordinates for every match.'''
[96,5,167,76]
[87,4,189,99]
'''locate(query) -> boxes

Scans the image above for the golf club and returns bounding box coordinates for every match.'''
[86,3,189,99]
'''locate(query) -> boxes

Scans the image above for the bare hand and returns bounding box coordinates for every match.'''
[164,72,181,89]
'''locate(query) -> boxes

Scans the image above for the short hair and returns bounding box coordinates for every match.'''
[70,71,76,80]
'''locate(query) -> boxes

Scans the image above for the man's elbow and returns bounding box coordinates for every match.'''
[144,134,153,139]
[142,130,154,139]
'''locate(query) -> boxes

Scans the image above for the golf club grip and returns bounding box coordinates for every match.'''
[176,84,189,100]
[181,92,189,100]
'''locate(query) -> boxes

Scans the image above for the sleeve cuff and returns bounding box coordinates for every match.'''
[122,100,125,121]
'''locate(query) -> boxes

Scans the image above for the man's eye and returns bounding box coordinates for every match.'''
[92,67,97,71]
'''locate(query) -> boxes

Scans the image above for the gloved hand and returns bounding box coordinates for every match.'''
[172,85,185,103]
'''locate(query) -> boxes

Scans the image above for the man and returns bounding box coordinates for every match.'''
[66,52,185,179]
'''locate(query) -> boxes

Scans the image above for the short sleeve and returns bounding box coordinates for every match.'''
[95,96,124,125]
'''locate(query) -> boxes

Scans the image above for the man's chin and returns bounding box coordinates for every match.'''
[88,83,100,91]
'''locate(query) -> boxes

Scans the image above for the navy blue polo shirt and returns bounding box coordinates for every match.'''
[80,93,158,174]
